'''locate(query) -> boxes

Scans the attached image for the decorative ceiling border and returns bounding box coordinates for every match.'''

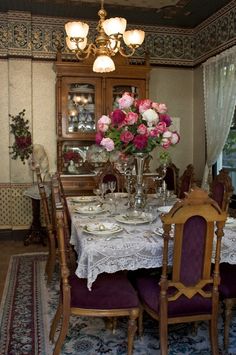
[0,0,235,66]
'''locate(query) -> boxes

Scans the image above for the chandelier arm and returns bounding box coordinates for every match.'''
[118,46,136,58]
[75,43,97,61]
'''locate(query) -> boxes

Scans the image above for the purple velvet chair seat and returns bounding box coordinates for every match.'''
[219,263,236,298]
[70,271,139,309]
[135,275,212,317]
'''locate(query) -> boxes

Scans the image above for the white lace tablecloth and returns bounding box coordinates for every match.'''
[67,197,236,290]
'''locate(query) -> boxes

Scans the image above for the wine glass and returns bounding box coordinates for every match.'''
[100,182,108,200]
[108,180,116,195]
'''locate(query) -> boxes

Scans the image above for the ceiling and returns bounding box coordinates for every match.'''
[0,0,233,28]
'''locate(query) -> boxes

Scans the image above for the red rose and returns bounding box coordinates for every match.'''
[159,114,172,127]
[95,131,104,144]
[133,135,148,150]
[111,109,126,126]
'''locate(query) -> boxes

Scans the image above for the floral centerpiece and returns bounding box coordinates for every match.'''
[95,92,180,154]
[95,92,180,209]
[9,109,33,164]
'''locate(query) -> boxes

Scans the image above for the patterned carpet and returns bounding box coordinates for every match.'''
[0,253,236,355]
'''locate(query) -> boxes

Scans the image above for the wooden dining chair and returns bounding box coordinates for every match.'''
[49,175,140,355]
[96,161,124,192]
[156,162,180,195]
[134,187,227,355]
[210,168,234,212]
[178,164,195,199]
[35,166,56,284]
[211,170,235,351]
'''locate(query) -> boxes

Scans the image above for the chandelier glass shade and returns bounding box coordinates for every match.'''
[65,0,145,73]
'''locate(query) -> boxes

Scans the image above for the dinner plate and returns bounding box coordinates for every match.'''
[71,196,97,203]
[115,212,152,225]
[83,222,123,235]
[225,217,236,225]
[74,205,105,214]
[158,205,173,214]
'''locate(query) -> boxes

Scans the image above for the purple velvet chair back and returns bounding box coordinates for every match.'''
[179,216,206,286]
[164,167,175,191]
[212,181,224,209]
[210,169,234,212]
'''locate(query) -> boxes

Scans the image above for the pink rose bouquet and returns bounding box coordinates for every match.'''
[96,92,180,154]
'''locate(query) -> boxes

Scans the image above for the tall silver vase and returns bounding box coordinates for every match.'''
[133,152,148,210]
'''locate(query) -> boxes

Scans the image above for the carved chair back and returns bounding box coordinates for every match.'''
[210,168,234,211]
[96,161,123,192]
[178,164,195,199]
[159,187,227,354]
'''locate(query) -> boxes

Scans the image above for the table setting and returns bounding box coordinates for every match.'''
[67,193,175,290]
[67,191,236,290]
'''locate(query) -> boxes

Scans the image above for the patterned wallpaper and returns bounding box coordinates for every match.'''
[0,183,45,229]
[0,1,235,66]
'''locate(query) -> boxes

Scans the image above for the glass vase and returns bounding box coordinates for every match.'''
[133,152,148,210]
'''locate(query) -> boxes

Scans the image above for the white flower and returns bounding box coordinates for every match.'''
[142,109,158,126]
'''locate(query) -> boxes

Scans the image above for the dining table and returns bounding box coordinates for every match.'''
[67,193,236,291]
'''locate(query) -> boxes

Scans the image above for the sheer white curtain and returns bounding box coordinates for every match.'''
[202,46,236,189]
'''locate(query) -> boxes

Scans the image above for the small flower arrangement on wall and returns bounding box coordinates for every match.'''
[9,109,33,164]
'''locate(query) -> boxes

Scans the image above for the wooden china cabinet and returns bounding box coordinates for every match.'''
[54,52,150,195]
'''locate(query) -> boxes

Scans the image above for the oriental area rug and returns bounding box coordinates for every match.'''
[0,253,236,355]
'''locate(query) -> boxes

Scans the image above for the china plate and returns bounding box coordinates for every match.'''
[71,196,97,203]
[115,212,152,225]
[74,205,105,214]
[83,222,123,235]
[158,206,173,214]
[225,217,236,225]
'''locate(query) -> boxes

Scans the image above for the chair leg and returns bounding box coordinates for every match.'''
[138,306,143,336]
[45,232,56,284]
[127,310,138,355]
[53,312,70,355]
[209,317,219,355]
[50,299,63,342]
[223,299,234,350]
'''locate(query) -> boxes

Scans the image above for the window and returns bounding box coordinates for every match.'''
[219,107,236,206]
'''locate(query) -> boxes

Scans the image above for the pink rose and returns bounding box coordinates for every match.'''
[161,138,171,149]
[135,99,152,114]
[100,137,115,152]
[152,103,167,114]
[98,115,111,125]
[118,93,134,109]
[125,111,138,125]
[156,121,167,133]
[111,109,126,126]
[162,131,172,139]
[95,131,104,144]
[137,123,148,135]
[133,135,148,150]
[170,131,180,144]
[148,127,160,137]
[98,122,109,132]
[159,114,172,127]
[120,131,134,143]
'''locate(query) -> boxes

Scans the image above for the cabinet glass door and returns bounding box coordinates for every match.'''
[105,78,147,114]
[61,78,102,139]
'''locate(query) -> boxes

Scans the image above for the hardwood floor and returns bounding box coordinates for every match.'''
[0,238,47,302]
